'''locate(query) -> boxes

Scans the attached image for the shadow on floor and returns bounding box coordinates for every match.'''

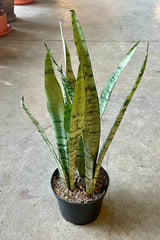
[87,188,159,236]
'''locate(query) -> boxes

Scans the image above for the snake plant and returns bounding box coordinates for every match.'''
[21,10,148,195]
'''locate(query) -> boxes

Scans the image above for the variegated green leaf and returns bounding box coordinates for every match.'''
[45,52,69,179]
[68,65,85,190]
[75,66,85,177]
[44,41,74,105]
[64,103,71,139]
[71,10,100,163]
[83,123,94,194]
[60,21,76,90]
[75,136,85,177]
[99,41,140,118]
[20,97,68,188]
[93,42,149,188]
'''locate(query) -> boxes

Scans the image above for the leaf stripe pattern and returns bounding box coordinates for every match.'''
[83,122,94,194]
[45,52,69,179]
[60,21,76,90]
[75,136,85,177]
[99,41,140,118]
[64,104,72,140]
[44,41,74,105]
[69,65,85,190]
[20,97,68,188]
[93,42,149,187]
[71,10,100,165]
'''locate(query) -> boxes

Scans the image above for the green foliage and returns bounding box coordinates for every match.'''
[21,10,148,194]
[20,97,69,188]
[68,64,85,190]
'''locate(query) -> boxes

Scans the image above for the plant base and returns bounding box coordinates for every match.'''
[51,168,109,225]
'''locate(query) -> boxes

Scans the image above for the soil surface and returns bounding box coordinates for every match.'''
[52,168,108,204]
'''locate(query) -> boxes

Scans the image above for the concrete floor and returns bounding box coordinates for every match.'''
[0,0,160,239]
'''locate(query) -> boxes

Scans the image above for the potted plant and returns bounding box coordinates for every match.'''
[0,1,12,37]
[21,10,148,225]
[14,0,34,5]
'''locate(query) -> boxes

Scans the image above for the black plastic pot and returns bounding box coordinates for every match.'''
[51,167,109,225]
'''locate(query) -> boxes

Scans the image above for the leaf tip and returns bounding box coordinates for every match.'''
[70,9,76,17]
[44,41,47,50]
[147,41,149,52]
[20,96,24,108]
[134,40,140,48]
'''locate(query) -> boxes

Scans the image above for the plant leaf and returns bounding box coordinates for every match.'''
[71,10,100,163]
[45,52,69,179]
[68,65,85,190]
[83,122,94,194]
[60,21,76,90]
[44,41,74,105]
[99,41,140,118]
[64,103,71,139]
[75,135,85,177]
[75,66,85,177]
[20,97,68,188]
[93,42,149,188]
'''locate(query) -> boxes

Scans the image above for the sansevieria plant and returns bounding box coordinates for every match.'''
[21,10,148,195]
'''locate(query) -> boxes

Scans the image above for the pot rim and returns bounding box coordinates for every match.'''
[51,167,109,206]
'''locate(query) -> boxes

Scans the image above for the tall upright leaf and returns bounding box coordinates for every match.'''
[45,52,69,179]
[99,41,140,118]
[71,10,100,164]
[60,21,76,90]
[64,103,72,139]
[44,42,74,105]
[75,65,85,177]
[83,122,94,194]
[75,136,85,177]
[20,97,68,188]
[93,42,149,188]
[68,65,85,190]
